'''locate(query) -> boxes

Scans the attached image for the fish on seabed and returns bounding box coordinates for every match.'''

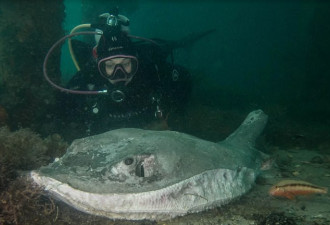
[30,110,269,221]
[269,179,328,200]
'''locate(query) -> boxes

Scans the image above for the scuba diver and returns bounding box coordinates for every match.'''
[43,9,214,136]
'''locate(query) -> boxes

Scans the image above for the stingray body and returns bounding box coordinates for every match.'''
[31,110,268,220]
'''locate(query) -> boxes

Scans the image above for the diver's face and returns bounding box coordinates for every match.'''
[98,55,138,85]
[105,58,132,78]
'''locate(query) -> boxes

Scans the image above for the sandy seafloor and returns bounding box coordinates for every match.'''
[43,147,329,225]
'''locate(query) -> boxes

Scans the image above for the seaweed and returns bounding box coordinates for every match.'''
[0,127,67,224]
[0,127,68,191]
[0,178,56,225]
[0,127,49,171]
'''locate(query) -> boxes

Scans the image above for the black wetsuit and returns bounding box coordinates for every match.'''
[60,41,191,135]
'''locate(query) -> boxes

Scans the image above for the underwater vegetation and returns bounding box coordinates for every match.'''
[0,127,68,224]
[0,127,67,172]
[0,127,48,171]
[0,178,56,225]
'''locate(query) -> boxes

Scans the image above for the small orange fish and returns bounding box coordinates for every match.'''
[269,179,328,200]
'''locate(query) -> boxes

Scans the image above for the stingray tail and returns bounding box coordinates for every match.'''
[223,110,268,148]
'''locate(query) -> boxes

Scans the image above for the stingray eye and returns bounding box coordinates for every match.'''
[124,157,134,165]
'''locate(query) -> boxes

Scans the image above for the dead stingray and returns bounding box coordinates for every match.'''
[31,109,268,220]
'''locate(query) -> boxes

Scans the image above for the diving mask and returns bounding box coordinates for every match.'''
[98,55,138,85]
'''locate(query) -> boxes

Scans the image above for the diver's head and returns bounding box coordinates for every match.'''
[96,31,138,85]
